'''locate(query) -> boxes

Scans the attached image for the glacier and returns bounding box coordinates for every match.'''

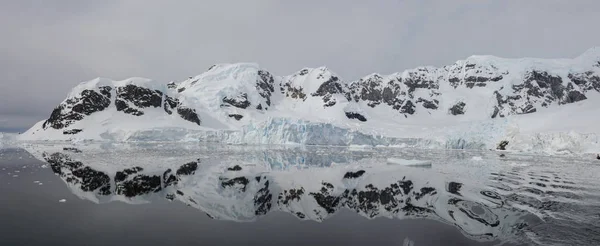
[12,48,600,155]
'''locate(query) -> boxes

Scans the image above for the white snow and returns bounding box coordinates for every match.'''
[386,158,432,167]
[12,48,600,156]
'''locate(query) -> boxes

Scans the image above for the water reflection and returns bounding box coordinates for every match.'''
[20,144,545,244]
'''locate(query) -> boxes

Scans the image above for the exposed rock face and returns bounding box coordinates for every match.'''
[345,74,389,108]
[449,102,466,115]
[496,140,509,150]
[345,112,367,122]
[115,84,163,116]
[176,161,198,176]
[311,75,344,107]
[32,49,600,138]
[39,80,203,132]
[446,61,507,88]
[163,169,178,187]
[345,68,442,116]
[222,94,251,109]
[341,53,599,119]
[63,129,82,135]
[167,82,177,89]
[343,170,366,179]
[568,71,600,93]
[227,165,242,171]
[43,89,111,129]
[490,69,599,118]
[228,114,243,121]
[163,96,179,115]
[281,84,307,101]
[256,70,276,108]
[177,107,201,126]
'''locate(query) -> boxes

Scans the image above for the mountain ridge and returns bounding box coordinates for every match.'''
[18,48,600,152]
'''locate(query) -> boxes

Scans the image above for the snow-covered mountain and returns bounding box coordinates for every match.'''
[18,48,600,153]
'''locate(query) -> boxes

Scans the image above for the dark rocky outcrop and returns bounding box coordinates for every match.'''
[400,100,416,115]
[35,50,600,135]
[117,84,163,108]
[416,98,439,110]
[256,70,275,108]
[176,161,198,176]
[228,114,243,121]
[496,140,509,150]
[449,102,466,115]
[311,76,344,107]
[63,129,82,135]
[177,107,201,126]
[568,71,600,93]
[346,74,386,108]
[163,96,179,115]
[222,94,251,109]
[43,90,111,129]
[345,112,367,122]
[343,170,366,179]
[114,84,163,116]
[163,169,178,187]
[282,86,307,101]
[344,68,441,116]
[227,165,242,171]
[115,99,144,116]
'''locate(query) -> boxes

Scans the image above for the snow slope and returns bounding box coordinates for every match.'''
[17,48,600,154]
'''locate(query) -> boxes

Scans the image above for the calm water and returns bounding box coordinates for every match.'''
[1,144,599,246]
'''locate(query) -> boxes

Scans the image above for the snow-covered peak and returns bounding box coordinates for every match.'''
[175,63,268,112]
[281,66,341,95]
[575,46,600,66]
[178,63,260,90]
[578,46,600,57]
[19,48,600,152]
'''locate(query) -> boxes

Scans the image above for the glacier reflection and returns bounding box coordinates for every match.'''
[23,143,540,243]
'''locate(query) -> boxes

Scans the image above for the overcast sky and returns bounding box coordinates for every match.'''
[1,0,599,132]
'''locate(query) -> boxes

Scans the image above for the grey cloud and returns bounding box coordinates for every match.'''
[1,0,599,131]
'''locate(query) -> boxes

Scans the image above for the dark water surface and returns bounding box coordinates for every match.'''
[1,145,599,245]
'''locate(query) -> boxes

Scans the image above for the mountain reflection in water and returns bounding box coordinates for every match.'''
[18,144,558,244]
[2,143,598,245]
